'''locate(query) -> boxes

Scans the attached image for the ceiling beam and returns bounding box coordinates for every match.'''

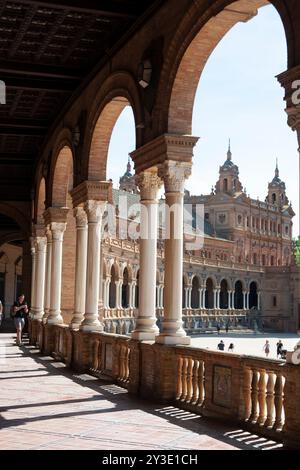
[0,153,35,165]
[0,126,46,136]
[9,0,140,19]
[0,118,48,130]
[0,61,82,80]
[3,75,77,92]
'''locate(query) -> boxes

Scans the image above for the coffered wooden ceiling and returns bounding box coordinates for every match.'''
[0,0,159,201]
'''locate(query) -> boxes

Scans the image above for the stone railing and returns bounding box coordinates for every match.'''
[173,347,285,441]
[89,332,131,388]
[29,319,300,449]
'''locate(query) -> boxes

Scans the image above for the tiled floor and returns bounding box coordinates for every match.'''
[0,332,283,450]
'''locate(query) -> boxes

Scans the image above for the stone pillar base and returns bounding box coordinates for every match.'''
[131,331,157,341]
[42,324,56,355]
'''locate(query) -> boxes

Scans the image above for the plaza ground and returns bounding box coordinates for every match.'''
[191,332,300,359]
[0,331,284,451]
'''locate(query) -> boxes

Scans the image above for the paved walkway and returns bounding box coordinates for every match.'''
[0,332,283,451]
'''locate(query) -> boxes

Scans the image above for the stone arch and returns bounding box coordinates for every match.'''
[154,0,290,136]
[51,145,74,208]
[35,177,46,225]
[0,251,9,264]
[84,72,143,182]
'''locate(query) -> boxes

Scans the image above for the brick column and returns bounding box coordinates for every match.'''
[131,170,162,341]
[70,207,88,330]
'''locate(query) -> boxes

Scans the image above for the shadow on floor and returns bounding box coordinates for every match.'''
[0,335,285,451]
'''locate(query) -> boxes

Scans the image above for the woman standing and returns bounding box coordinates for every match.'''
[263,340,270,358]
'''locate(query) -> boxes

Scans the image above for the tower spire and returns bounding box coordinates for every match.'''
[227,138,232,161]
[275,158,279,178]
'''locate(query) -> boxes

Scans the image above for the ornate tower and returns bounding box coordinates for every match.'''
[266,160,289,207]
[119,157,138,194]
[215,140,243,195]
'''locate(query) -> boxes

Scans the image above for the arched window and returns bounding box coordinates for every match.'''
[220,279,228,309]
[109,265,117,308]
[122,267,129,308]
[272,193,276,204]
[191,276,200,309]
[223,178,228,192]
[205,278,214,309]
[249,282,258,309]
[234,281,243,309]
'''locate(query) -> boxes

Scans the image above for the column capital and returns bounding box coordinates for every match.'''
[50,222,66,241]
[136,170,162,201]
[84,200,106,223]
[35,236,47,252]
[44,207,69,225]
[45,226,52,242]
[73,206,88,227]
[277,66,300,132]
[130,133,199,173]
[158,160,192,193]
[71,180,113,207]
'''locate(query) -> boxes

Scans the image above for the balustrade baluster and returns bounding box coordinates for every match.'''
[186,358,194,403]
[177,356,183,400]
[191,360,199,404]
[243,367,253,421]
[181,357,188,402]
[250,369,259,423]
[274,373,285,431]
[197,361,205,406]
[257,369,267,426]
[265,371,275,428]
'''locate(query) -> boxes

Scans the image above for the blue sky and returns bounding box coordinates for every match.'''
[108,4,299,236]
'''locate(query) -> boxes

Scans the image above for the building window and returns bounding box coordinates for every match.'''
[272,296,277,307]
[270,256,274,266]
[272,193,276,203]
[262,254,266,266]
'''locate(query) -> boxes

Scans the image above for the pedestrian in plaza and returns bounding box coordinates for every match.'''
[217,340,225,351]
[276,340,283,358]
[263,340,270,358]
[12,294,28,346]
[225,322,229,334]
[217,324,220,335]
[228,343,234,352]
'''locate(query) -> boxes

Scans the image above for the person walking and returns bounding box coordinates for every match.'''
[225,322,229,334]
[228,343,234,352]
[217,324,220,335]
[217,340,225,351]
[263,340,270,358]
[276,340,283,359]
[12,294,28,346]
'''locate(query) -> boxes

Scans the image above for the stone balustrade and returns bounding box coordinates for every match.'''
[29,319,300,449]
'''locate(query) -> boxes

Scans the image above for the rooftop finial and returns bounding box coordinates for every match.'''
[227,138,232,161]
[127,155,131,173]
[275,158,279,178]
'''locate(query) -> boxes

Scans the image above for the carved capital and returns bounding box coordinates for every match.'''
[131,134,199,173]
[158,161,192,193]
[36,236,47,252]
[73,206,87,228]
[50,222,66,241]
[43,207,69,225]
[45,226,52,243]
[84,200,106,223]
[136,170,162,201]
[71,180,112,207]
